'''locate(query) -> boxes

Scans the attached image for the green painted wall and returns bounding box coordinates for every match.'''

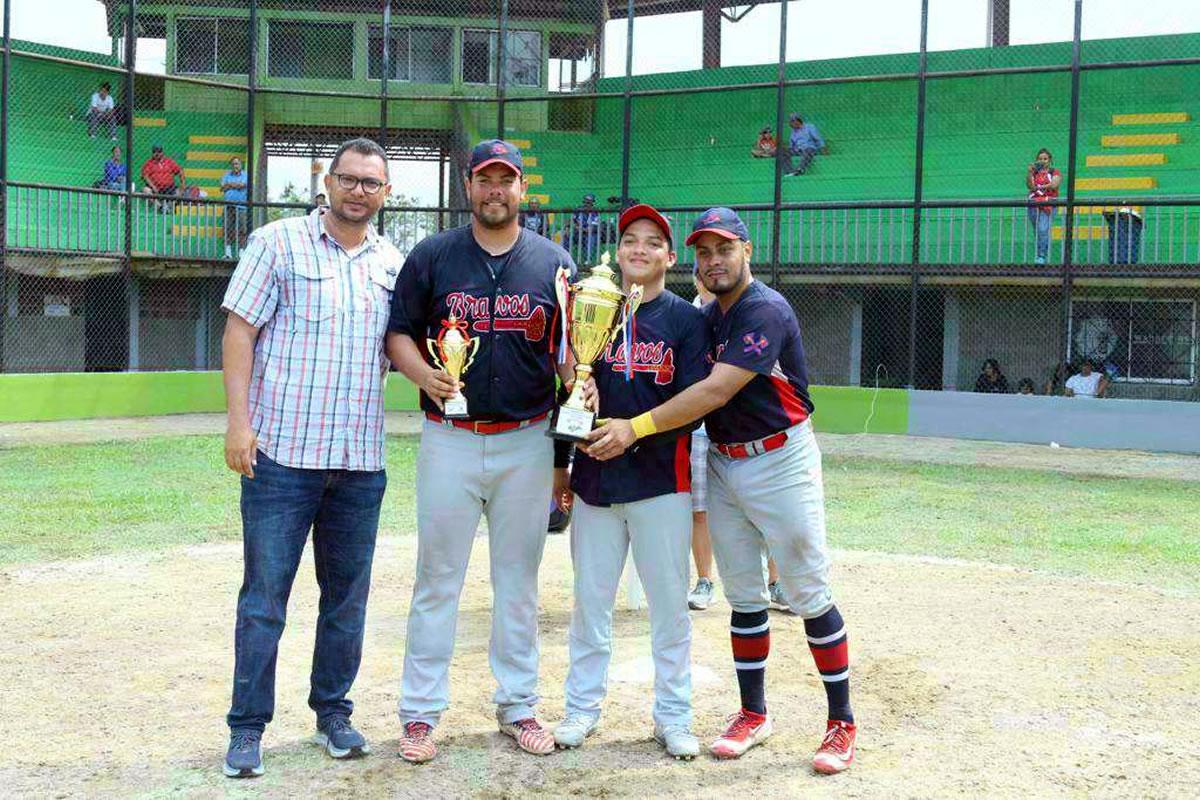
[0,371,905,431]
[0,371,419,422]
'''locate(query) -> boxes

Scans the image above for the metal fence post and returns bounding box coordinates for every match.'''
[907,0,930,389]
[246,0,257,228]
[619,0,634,209]
[769,0,789,286]
[124,0,138,370]
[0,0,11,371]
[497,0,509,138]
[1062,0,1084,365]
[378,0,390,236]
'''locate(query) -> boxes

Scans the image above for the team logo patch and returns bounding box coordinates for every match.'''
[743,332,769,355]
[700,210,722,225]
[491,143,508,154]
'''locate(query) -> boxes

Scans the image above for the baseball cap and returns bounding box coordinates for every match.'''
[618,203,673,248]
[582,193,596,204]
[788,112,802,122]
[469,139,523,176]
[151,144,164,153]
[685,207,750,247]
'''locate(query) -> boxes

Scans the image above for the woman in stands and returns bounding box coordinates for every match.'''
[1026,148,1062,265]
[974,358,1010,394]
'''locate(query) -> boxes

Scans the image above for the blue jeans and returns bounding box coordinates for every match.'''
[227,451,387,733]
[1028,206,1052,261]
[788,147,817,174]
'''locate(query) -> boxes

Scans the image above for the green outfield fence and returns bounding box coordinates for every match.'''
[2,1,1199,410]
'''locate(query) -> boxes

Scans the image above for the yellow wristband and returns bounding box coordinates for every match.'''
[630,412,658,439]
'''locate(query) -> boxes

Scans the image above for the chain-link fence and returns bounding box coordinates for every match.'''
[2,0,1198,400]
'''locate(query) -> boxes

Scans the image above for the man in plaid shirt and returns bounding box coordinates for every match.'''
[219,138,401,779]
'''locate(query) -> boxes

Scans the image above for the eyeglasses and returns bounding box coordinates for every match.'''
[330,172,385,195]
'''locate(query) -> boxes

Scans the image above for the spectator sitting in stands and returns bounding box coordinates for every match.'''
[1017,377,1036,395]
[1025,148,1062,265]
[1065,359,1108,398]
[1044,361,1072,396]
[141,144,185,213]
[567,193,608,263]
[222,156,249,258]
[751,126,777,158]
[520,196,546,237]
[87,81,118,140]
[94,145,126,192]
[974,358,1010,393]
[783,112,826,177]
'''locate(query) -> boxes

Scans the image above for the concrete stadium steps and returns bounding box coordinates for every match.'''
[1101,133,1181,147]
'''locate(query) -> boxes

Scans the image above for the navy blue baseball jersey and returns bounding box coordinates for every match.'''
[572,290,711,506]
[703,280,814,444]
[388,225,576,420]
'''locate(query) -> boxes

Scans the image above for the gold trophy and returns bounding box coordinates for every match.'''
[550,252,644,441]
[428,314,479,419]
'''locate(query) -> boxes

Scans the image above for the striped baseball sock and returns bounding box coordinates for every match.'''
[805,605,853,722]
[730,609,770,715]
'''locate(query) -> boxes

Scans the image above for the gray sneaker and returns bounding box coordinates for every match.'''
[223,729,264,778]
[688,578,714,610]
[553,713,599,749]
[314,715,370,759]
[768,581,791,612]
[654,724,700,760]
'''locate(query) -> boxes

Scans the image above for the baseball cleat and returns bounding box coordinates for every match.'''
[499,717,556,755]
[709,709,772,759]
[223,729,264,778]
[553,713,599,749]
[654,725,700,760]
[812,719,856,774]
[314,715,370,759]
[398,721,437,763]
[688,578,715,610]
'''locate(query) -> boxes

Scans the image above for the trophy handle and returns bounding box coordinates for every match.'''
[463,336,481,374]
[426,338,446,372]
[609,283,645,348]
[554,266,572,365]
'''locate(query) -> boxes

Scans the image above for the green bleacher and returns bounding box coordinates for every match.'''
[5,46,245,259]
[512,33,1200,265]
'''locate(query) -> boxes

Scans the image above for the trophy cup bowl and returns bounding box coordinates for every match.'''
[428,315,478,419]
[550,253,642,441]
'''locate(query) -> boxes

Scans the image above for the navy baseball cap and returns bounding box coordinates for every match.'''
[618,203,673,248]
[685,207,749,246]
[469,139,523,176]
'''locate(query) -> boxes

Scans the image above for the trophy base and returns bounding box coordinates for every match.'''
[442,395,469,419]
[548,404,596,442]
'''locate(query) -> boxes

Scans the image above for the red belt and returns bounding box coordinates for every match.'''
[425,410,549,435]
[715,431,789,459]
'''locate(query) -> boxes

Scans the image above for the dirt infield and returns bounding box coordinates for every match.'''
[2,536,1197,799]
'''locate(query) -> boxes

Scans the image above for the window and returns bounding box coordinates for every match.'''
[368,25,452,83]
[461,29,542,87]
[268,21,353,80]
[175,18,250,75]
[1070,298,1196,384]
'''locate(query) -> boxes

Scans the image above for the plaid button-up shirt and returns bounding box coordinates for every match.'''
[221,210,401,471]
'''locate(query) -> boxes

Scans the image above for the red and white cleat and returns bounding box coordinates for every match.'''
[398,721,437,764]
[812,719,856,774]
[709,709,772,759]
[499,718,556,755]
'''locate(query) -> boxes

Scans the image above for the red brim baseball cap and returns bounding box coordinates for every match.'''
[685,207,750,246]
[469,139,524,176]
[618,203,674,248]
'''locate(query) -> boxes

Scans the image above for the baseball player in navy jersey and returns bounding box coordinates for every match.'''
[554,205,710,760]
[385,140,584,762]
[586,207,857,773]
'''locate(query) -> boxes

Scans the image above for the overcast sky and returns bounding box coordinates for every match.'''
[10,0,1199,203]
